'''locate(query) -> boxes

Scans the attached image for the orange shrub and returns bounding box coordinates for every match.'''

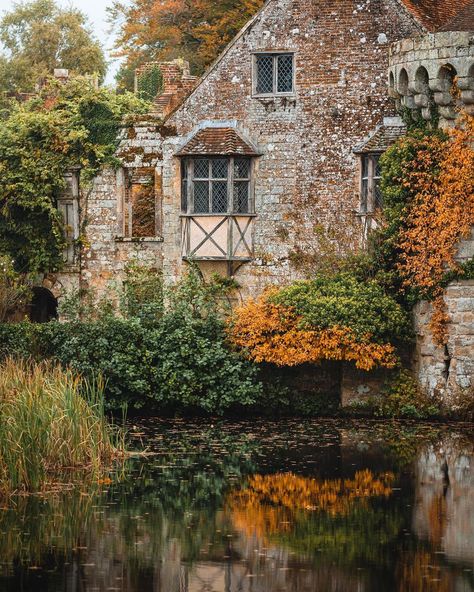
[228,293,398,370]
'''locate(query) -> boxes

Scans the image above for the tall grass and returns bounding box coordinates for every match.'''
[0,358,124,494]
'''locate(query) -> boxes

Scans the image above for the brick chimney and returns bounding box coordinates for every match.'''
[135,59,198,118]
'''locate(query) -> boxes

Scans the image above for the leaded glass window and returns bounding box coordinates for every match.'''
[181,157,253,214]
[255,53,294,96]
[360,154,383,214]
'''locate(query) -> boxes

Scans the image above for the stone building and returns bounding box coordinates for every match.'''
[37,0,473,403]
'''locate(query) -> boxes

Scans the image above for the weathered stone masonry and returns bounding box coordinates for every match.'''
[45,0,473,405]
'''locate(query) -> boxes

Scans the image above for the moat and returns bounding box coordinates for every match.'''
[0,419,473,592]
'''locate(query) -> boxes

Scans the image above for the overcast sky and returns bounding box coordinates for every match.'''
[2,0,124,85]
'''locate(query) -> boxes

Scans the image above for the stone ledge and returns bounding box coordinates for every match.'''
[114,236,164,243]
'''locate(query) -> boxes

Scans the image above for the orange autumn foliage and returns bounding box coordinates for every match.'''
[111,0,265,79]
[228,470,395,539]
[396,114,474,343]
[228,293,398,370]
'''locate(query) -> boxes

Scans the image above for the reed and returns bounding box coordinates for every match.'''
[0,358,124,494]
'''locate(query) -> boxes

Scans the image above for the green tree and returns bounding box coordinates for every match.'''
[0,78,148,273]
[0,0,106,93]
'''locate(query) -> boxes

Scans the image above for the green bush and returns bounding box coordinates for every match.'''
[376,369,440,419]
[273,272,412,345]
[0,270,261,414]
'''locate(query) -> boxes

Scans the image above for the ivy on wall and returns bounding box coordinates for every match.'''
[0,77,148,273]
[136,65,163,102]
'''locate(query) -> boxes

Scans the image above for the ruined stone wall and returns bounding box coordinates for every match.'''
[161,0,422,295]
[413,230,474,403]
[53,120,165,304]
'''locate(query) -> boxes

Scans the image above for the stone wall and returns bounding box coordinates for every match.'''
[413,232,474,404]
[388,30,474,126]
[161,0,421,296]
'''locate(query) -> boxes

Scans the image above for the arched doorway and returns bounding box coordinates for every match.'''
[29,287,58,323]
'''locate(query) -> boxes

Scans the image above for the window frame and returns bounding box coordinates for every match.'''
[181,156,254,216]
[359,153,383,215]
[57,170,80,265]
[119,167,161,239]
[252,51,296,97]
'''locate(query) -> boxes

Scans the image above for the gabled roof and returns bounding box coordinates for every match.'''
[399,0,474,31]
[176,127,261,156]
[438,0,474,31]
[353,118,406,154]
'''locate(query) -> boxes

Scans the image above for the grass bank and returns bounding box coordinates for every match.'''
[0,358,124,495]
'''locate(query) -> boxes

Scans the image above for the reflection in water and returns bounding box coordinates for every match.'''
[0,420,472,591]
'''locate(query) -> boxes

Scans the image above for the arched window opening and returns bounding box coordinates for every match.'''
[29,287,58,323]
[398,68,409,95]
[415,66,429,94]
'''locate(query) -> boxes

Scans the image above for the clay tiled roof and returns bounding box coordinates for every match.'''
[399,0,474,31]
[438,0,474,30]
[353,120,407,154]
[177,127,260,156]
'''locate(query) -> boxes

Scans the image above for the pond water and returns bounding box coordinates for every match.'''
[0,419,473,592]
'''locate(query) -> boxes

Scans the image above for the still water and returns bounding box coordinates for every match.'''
[0,419,473,592]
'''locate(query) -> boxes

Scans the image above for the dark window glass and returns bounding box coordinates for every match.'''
[212,181,228,213]
[194,159,209,178]
[194,181,209,213]
[211,158,227,179]
[277,54,293,93]
[181,160,188,212]
[234,158,250,179]
[256,55,274,94]
[234,181,249,213]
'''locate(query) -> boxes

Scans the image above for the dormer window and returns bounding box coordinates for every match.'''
[254,53,295,96]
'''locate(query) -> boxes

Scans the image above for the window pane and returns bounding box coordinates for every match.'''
[361,155,369,178]
[194,159,209,179]
[373,155,382,178]
[212,181,228,213]
[181,161,188,212]
[361,179,368,213]
[234,181,249,213]
[277,54,293,93]
[194,181,209,213]
[256,55,274,94]
[211,158,228,179]
[181,179,188,212]
[234,158,250,179]
[374,179,383,210]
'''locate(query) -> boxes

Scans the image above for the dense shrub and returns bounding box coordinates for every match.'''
[376,370,440,419]
[230,272,412,371]
[0,270,261,414]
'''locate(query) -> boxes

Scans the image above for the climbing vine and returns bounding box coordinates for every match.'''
[0,77,148,273]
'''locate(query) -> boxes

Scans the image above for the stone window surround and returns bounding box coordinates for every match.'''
[181,156,255,216]
[251,51,296,98]
[57,169,80,266]
[115,167,163,241]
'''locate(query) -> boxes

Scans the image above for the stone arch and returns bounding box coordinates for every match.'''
[389,70,395,91]
[398,68,409,95]
[414,66,430,94]
[41,274,65,300]
[437,63,457,92]
[468,63,474,90]
[29,287,58,323]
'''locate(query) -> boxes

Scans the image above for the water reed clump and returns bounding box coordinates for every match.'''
[0,358,123,494]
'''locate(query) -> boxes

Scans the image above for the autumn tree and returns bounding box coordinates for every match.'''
[109,0,265,89]
[0,0,106,94]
